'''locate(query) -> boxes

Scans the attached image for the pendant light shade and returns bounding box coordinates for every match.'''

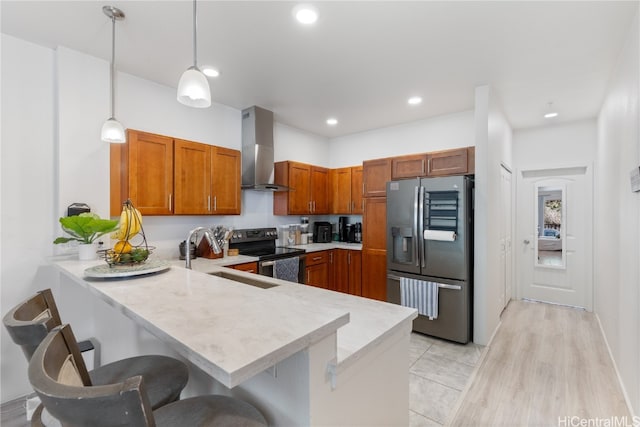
[101,118,126,143]
[177,66,211,108]
[177,0,211,108]
[101,6,126,143]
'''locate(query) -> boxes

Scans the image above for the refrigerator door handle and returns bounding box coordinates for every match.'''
[413,186,420,267]
[419,186,426,268]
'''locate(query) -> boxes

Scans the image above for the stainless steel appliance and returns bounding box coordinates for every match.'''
[386,175,474,343]
[229,228,306,283]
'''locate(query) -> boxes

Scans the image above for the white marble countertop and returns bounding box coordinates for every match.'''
[53,255,416,388]
[287,242,363,252]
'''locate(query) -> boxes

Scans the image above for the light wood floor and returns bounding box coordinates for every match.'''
[449,300,630,426]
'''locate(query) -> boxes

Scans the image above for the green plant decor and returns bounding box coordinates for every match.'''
[53,213,119,245]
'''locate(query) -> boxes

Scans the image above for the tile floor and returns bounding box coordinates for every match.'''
[408,332,484,426]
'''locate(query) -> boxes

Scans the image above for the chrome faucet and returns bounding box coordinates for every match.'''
[185,226,222,269]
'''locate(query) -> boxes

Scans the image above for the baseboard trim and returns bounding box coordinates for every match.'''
[595,312,636,419]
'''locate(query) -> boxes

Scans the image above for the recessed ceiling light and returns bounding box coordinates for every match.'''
[202,68,220,78]
[293,4,318,25]
[326,118,338,126]
[408,96,423,105]
[544,102,558,119]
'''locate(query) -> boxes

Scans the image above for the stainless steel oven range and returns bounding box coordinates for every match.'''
[228,228,306,283]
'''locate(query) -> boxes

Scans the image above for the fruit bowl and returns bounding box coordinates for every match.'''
[98,246,154,266]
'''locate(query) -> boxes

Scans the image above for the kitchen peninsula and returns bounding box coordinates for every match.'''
[52,257,417,426]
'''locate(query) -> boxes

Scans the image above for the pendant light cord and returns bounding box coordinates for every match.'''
[192,0,198,68]
[110,14,116,118]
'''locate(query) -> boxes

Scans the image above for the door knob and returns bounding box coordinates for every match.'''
[523,239,530,244]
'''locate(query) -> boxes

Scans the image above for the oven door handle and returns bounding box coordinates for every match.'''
[260,260,276,267]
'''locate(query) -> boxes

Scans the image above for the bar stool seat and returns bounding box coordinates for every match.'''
[29,325,268,427]
[3,289,188,411]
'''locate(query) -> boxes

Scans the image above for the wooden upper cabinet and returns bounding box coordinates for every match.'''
[310,166,330,214]
[391,154,428,180]
[363,158,391,198]
[111,129,242,216]
[331,167,352,214]
[211,147,241,215]
[174,139,211,215]
[330,166,363,214]
[274,161,329,215]
[351,166,363,214]
[111,130,174,216]
[427,148,469,177]
[467,147,475,174]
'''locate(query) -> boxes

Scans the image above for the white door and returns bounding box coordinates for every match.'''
[500,166,513,310]
[516,165,593,310]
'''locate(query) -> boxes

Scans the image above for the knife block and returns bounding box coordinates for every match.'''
[197,238,224,259]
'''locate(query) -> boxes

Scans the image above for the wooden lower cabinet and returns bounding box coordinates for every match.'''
[305,250,332,289]
[361,249,387,301]
[333,249,362,296]
[229,262,258,274]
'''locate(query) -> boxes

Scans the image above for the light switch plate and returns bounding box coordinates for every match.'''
[631,166,640,192]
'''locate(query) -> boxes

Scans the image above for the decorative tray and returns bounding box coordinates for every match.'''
[84,259,171,279]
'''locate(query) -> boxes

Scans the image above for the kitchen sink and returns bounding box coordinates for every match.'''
[208,271,278,289]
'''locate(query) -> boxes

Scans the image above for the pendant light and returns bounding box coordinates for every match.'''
[177,0,211,108]
[101,6,126,143]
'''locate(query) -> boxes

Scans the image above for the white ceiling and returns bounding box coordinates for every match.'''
[2,1,637,138]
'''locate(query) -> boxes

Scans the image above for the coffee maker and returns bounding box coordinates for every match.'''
[339,216,349,242]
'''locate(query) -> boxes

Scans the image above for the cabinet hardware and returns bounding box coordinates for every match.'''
[214,196,217,211]
[428,158,432,173]
[312,256,322,261]
[421,159,426,174]
[208,196,211,212]
[309,201,312,212]
[169,194,172,212]
[348,251,351,264]
[313,201,316,212]
[330,252,333,263]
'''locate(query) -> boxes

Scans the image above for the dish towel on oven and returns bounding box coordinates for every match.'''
[274,257,299,283]
[399,277,439,320]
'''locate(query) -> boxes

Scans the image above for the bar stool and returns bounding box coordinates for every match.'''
[29,324,268,427]
[3,289,189,411]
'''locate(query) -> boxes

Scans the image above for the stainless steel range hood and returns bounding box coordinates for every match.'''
[241,106,289,191]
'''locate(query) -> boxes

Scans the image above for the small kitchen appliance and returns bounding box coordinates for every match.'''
[313,222,332,243]
[338,216,349,242]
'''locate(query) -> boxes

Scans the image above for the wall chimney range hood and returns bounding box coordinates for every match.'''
[241,106,289,191]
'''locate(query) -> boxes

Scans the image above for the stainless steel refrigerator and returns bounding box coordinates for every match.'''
[386,175,473,343]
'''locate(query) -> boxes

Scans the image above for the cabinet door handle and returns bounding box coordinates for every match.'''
[169,194,172,212]
[348,251,351,264]
[330,252,333,263]
[307,270,310,283]
[208,195,211,212]
[309,201,312,212]
[313,201,316,212]
[312,256,322,261]
[362,182,365,195]
[421,159,426,174]
[427,158,432,173]
[214,196,217,211]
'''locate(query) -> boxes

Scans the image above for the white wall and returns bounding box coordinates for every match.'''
[473,85,513,345]
[514,119,597,169]
[327,110,475,168]
[0,34,57,401]
[595,10,640,414]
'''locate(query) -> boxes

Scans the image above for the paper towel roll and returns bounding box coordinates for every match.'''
[424,230,457,241]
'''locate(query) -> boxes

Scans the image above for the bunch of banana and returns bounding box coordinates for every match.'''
[111,200,143,254]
